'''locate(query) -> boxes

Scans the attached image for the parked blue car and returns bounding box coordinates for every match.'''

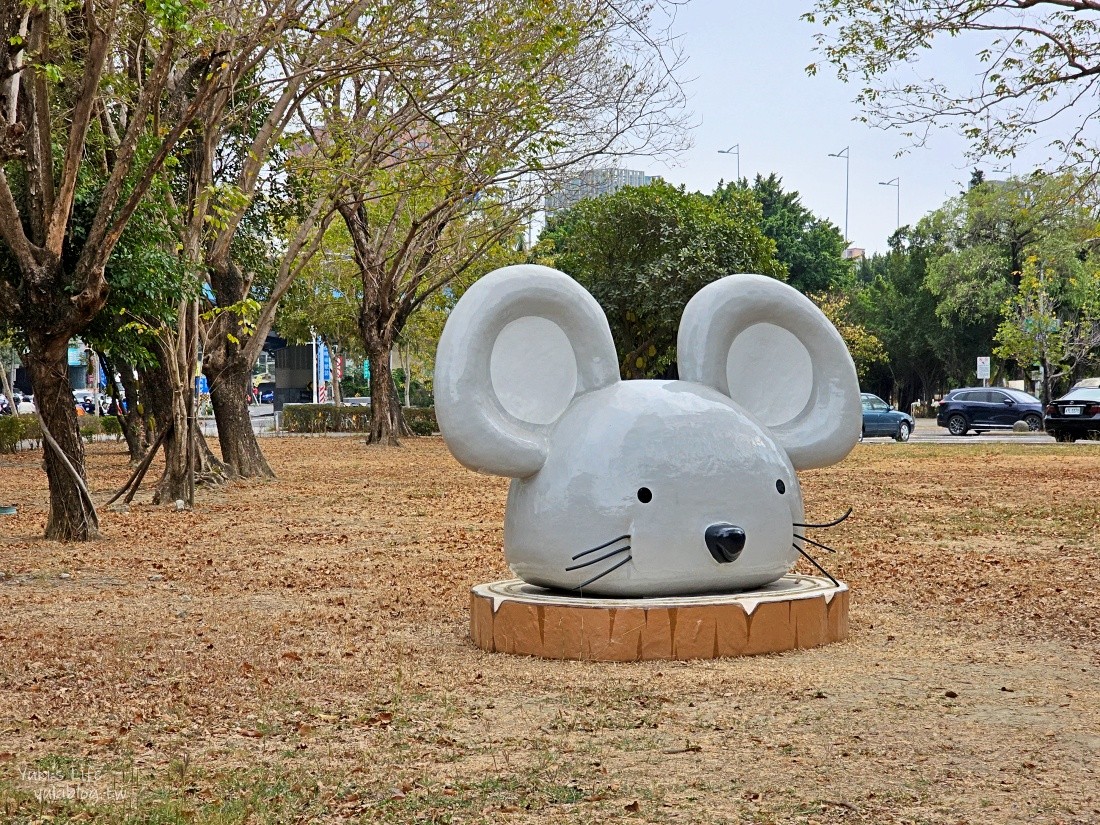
[935,387,1043,435]
[860,393,915,441]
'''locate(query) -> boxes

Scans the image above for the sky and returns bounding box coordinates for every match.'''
[634,1,1021,256]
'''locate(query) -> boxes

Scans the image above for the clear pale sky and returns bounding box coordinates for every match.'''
[642,1,1015,256]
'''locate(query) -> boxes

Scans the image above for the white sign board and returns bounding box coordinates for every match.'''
[977,356,991,379]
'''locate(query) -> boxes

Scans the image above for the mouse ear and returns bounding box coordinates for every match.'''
[677,274,860,470]
[435,264,620,478]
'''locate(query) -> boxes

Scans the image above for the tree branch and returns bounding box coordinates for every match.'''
[44,0,112,256]
[0,169,37,273]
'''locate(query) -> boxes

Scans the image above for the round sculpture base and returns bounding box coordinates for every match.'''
[470,575,848,661]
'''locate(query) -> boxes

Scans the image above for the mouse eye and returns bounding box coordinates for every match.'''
[637,487,653,503]
[775,479,786,495]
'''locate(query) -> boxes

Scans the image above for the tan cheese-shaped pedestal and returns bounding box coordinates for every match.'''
[470,574,848,661]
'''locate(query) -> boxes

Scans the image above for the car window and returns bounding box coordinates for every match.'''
[1060,389,1100,402]
[989,391,1010,403]
[956,391,983,402]
[1005,389,1041,403]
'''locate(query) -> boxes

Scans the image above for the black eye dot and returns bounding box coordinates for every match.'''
[637,487,653,503]
[776,479,786,495]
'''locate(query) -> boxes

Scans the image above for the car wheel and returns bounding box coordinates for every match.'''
[947,414,968,436]
[896,421,911,442]
[1024,414,1042,432]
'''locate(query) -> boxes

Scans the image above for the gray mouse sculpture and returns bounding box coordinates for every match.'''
[435,264,860,597]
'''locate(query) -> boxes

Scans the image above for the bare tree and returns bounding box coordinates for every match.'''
[805,1,1100,171]
[305,0,689,444]
[192,0,422,478]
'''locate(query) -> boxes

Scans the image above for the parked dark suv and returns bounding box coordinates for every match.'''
[935,387,1044,436]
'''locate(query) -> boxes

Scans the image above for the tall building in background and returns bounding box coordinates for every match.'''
[545,168,659,215]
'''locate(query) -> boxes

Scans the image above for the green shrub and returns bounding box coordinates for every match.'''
[20,416,41,447]
[79,416,104,442]
[0,416,24,453]
[282,404,372,433]
[404,407,438,435]
[101,415,123,439]
[280,404,437,435]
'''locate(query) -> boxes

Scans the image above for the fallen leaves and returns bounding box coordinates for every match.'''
[0,438,1097,825]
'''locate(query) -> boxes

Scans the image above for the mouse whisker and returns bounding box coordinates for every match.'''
[792,543,839,587]
[571,534,630,561]
[793,532,837,554]
[574,555,632,591]
[793,507,853,529]
[566,545,631,571]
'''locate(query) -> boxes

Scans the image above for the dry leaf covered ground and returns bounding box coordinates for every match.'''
[0,436,1097,824]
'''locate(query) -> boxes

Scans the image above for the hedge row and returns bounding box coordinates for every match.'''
[281,404,437,436]
[79,415,123,442]
[0,415,42,453]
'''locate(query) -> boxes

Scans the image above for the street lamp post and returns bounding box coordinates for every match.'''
[828,146,850,244]
[879,177,900,231]
[718,144,740,180]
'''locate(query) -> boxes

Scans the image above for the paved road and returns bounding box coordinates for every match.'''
[863,417,1100,446]
[196,410,1098,446]
[198,403,276,436]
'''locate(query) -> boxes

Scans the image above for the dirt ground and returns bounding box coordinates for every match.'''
[0,436,1097,824]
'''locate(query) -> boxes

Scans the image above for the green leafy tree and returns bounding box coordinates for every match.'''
[917,173,1097,385]
[716,174,850,294]
[995,250,1100,402]
[810,291,887,382]
[849,172,1100,399]
[853,234,947,407]
[0,0,237,539]
[538,181,783,378]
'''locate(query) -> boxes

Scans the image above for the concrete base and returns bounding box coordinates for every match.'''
[470,575,848,661]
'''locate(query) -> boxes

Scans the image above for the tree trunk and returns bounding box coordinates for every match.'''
[366,346,409,445]
[114,356,150,463]
[0,357,18,418]
[24,333,99,539]
[99,352,148,463]
[330,344,343,405]
[143,356,229,504]
[205,349,273,479]
[143,358,190,504]
[202,269,274,478]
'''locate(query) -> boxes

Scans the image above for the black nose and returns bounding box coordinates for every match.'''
[705,523,746,564]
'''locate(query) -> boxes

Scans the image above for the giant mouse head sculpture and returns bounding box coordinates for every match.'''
[435,264,860,597]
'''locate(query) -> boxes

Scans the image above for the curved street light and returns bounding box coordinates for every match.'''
[828,146,850,243]
[879,177,900,231]
[718,144,740,180]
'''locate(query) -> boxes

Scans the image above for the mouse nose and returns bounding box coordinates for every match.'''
[705,523,746,564]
